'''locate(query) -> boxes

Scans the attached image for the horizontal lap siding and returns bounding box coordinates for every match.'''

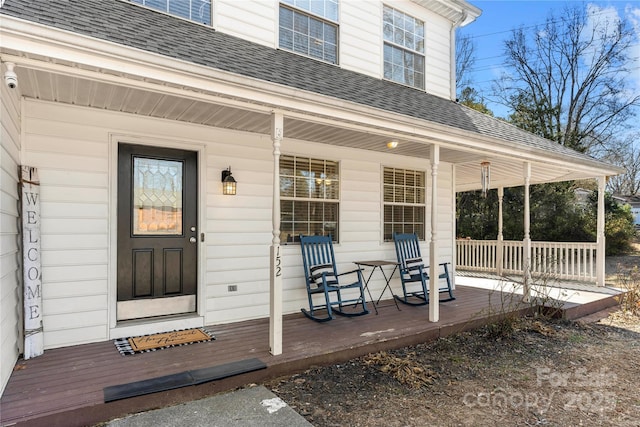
[0,71,21,397]
[24,103,111,349]
[424,15,452,99]
[340,2,381,77]
[215,0,276,47]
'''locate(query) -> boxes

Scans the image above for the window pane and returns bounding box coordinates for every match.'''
[169,1,190,19]
[131,0,210,25]
[382,6,425,88]
[382,167,426,241]
[279,4,338,64]
[285,0,338,21]
[192,1,211,24]
[280,176,294,197]
[133,157,183,235]
[280,155,340,243]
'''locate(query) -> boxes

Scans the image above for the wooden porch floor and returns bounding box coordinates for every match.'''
[0,285,620,427]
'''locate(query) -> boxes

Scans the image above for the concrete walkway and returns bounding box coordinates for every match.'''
[105,386,312,427]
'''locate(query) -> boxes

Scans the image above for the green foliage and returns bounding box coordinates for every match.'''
[583,192,636,255]
[457,183,590,242]
[458,87,494,116]
[457,185,635,255]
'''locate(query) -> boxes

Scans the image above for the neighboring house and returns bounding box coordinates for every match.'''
[0,0,621,397]
[613,194,640,225]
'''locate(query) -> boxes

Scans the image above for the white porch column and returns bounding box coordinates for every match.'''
[496,186,504,276]
[429,144,440,322]
[450,164,456,289]
[269,112,283,355]
[523,163,532,301]
[596,176,606,286]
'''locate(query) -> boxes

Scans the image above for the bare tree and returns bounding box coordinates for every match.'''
[455,31,475,96]
[602,133,640,195]
[494,5,640,153]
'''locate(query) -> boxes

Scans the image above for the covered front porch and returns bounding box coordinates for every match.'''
[0,283,621,427]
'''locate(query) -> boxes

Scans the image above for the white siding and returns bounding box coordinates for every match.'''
[215,0,277,47]
[22,99,454,347]
[0,63,22,396]
[340,1,382,77]
[424,13,452,98]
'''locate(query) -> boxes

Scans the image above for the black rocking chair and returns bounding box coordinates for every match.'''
[299,234,369,322]
[393,232,455,305]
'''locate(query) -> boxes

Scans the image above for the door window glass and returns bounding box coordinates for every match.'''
[133,157,183,235]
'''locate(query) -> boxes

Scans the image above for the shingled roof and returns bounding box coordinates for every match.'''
[0,0,614,168]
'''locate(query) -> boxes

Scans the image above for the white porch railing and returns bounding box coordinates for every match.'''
[456,239,598,282]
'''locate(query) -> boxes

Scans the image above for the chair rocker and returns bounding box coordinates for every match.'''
[299,234,369,322]
[393,232,455,306]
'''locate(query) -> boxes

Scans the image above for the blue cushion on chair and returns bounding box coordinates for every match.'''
[309,263,337,288]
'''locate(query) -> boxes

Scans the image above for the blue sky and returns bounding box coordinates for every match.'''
[458,0,640,119]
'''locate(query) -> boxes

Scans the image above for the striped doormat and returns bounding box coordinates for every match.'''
[114,327,216,356]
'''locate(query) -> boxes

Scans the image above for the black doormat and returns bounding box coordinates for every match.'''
[113,327,216,356]
[103,358,267,402]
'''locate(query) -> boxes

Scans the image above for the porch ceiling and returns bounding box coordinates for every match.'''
[11,65,612,192]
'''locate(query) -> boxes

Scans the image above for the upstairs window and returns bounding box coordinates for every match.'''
[383,5,425,90]
[383,167,425,241]
[280,155,340,243]
[129,0,212,25]
[279,0,339,64]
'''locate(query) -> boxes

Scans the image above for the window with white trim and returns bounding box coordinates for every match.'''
[129,0,211,25]
[383,167,425,241]
[382,5,425,90]
[279,0,339,64]
[280,155,339,243]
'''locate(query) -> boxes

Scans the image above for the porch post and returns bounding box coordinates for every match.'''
[429,144,440,322]
[596,176,606,286]
[451,164,456,288]
[523,163,532,302]
[496,186,504,276]
[269,112,283,355]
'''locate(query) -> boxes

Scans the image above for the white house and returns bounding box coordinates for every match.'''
[0,0,621,397]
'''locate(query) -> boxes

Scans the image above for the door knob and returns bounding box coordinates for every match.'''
[189,237,197,243]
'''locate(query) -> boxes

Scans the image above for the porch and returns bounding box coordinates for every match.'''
[0,283,621,427]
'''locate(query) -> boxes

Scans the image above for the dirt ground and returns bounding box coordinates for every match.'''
[265,251,640,426]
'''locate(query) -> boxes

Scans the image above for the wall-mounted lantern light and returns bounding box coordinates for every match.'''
[221,167,237,195]
[480,161,491,198]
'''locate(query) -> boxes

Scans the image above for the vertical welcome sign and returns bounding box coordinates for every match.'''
[21,166,43,359]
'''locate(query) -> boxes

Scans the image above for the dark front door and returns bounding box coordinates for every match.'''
[117,144,198,320]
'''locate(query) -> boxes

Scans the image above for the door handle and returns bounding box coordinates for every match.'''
[189,237,197,243]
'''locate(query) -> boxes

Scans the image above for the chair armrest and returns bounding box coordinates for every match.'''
[336,267,363,277]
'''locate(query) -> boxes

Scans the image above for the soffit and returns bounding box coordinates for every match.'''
[10,61,614,192]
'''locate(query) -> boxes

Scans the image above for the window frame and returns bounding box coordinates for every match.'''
[382,4,426,90]
[278,0,340,65]
[280,155,341,244]
[126,0,213,25]
[382,166,426,242]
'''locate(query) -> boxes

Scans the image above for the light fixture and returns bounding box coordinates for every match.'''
[221,167,237,195]
[480,161,491,198]
[386,140,399,149]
